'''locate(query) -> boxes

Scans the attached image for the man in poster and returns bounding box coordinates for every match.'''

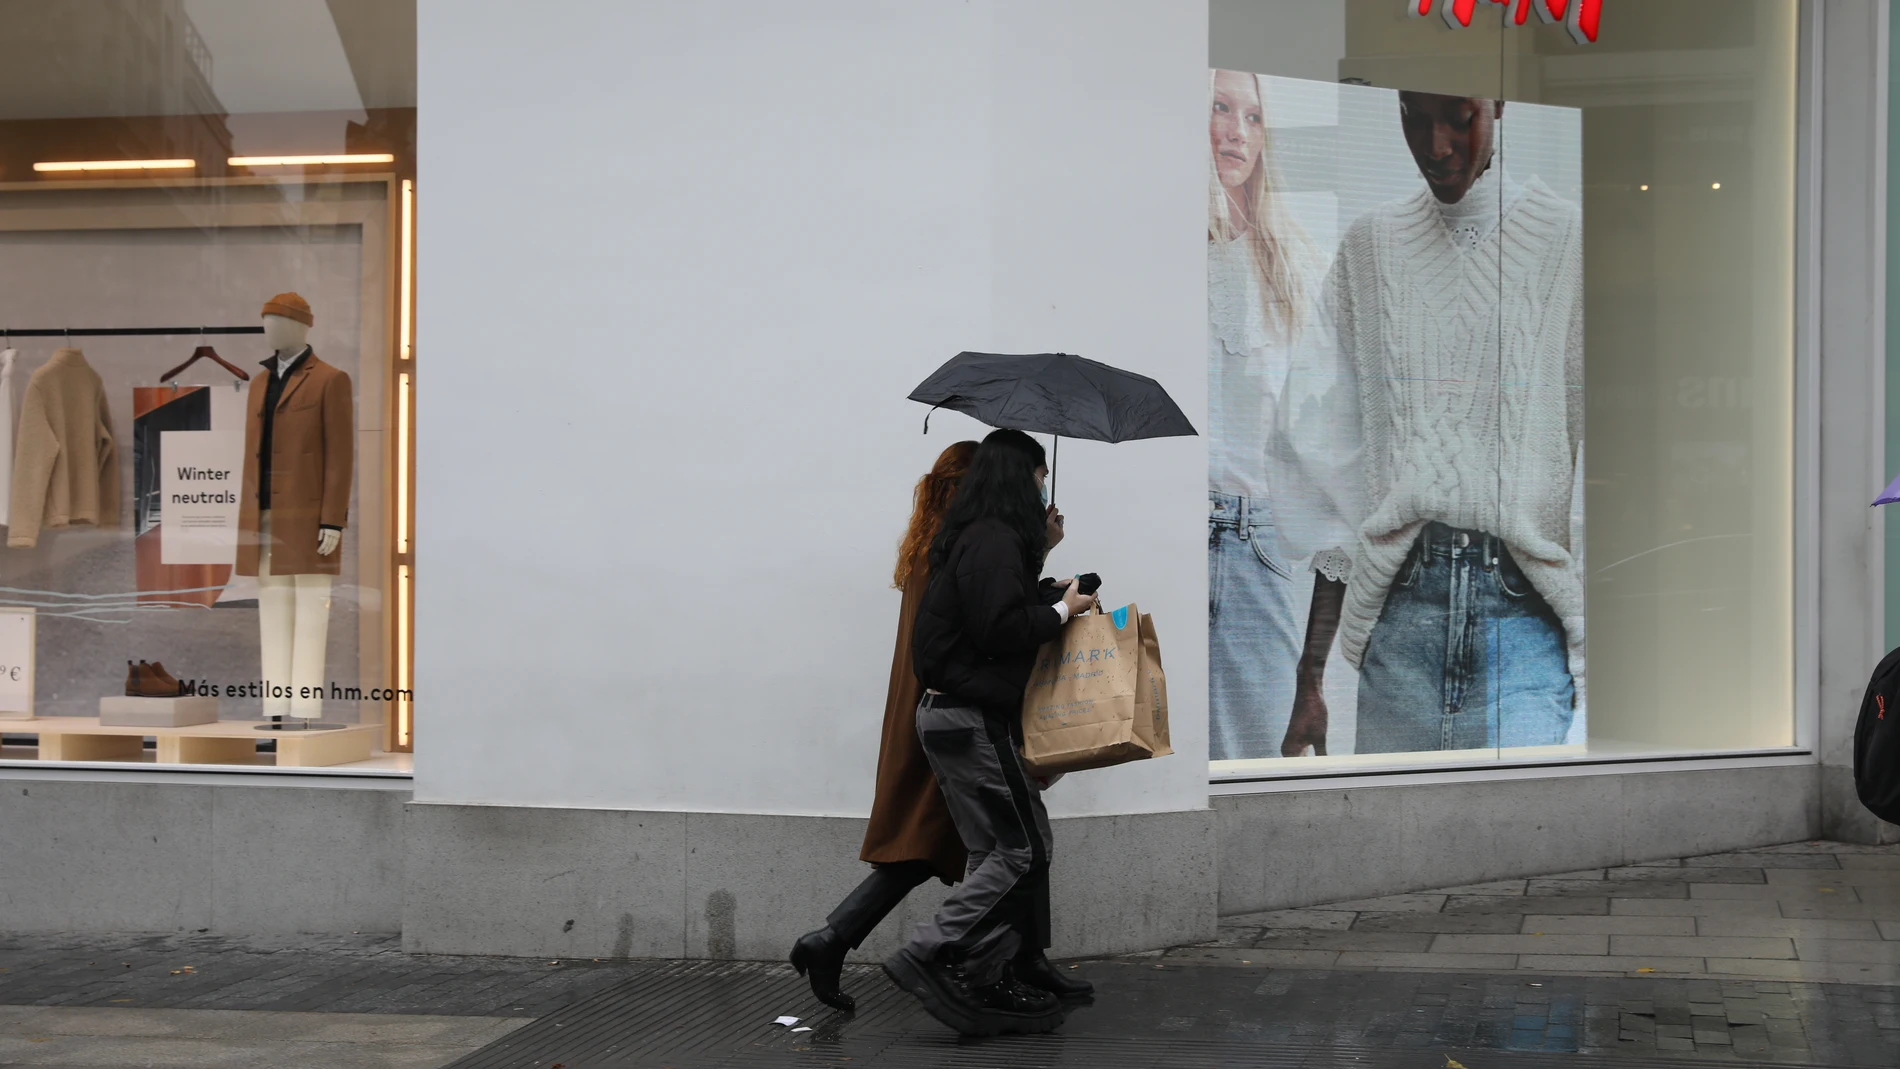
[1276,90,1586,756]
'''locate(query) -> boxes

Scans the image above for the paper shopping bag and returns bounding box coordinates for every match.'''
[1132,612,1173,758]
[1021,603,1160,775]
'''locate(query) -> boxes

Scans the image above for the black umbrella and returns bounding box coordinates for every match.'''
[909,351,1198,500]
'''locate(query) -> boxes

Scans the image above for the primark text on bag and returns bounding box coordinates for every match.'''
[1020,603,1172,775]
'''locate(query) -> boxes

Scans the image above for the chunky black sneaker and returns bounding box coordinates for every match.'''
[1012,953,1095,1001]
[884,948,985,1035]
[975,974,1065,1034]
[884,949,1065,1037]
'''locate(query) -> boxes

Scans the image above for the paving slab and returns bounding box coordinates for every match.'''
[1691,883,1858,902]
[1521,915,1697,936]
[1351,911,1524,934]
[1611,898,1783,918]
[1608,936,1794,960]
[1431,879,1528,895]
[1220,908,1355,930]
[1431,933,1608,956]
[1324,894,1447,913]
[1686,852,1842,869]
[1696,917,1884,940]
[1793,938,1900,964]
[1446,895,1608,915]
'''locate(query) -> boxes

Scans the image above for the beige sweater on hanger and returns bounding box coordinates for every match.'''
[8,348,120,547]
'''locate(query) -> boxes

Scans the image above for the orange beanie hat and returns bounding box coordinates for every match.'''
[261,292,313,327]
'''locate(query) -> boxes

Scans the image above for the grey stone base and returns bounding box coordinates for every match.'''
[1215,762,1824,915]
[0,778,406,935]
[0,761,1855,957]
[399,803,1219,961]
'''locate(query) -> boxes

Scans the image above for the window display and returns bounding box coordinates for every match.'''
[1209,0,1798,777]
[0,2,416,772]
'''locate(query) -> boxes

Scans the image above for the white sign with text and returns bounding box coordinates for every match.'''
[0,608,34,719]
[159,430,244,565]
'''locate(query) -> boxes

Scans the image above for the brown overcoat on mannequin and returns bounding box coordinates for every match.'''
[235,352,353,577]
[859,564,968,884]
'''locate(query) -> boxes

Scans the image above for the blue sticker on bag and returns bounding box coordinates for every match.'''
[1112,605,1130,629]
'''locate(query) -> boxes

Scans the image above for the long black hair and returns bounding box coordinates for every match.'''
[928,428,1048,571]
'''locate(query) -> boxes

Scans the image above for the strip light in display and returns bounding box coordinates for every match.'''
[34,159,195,172]
[229,153,396,167]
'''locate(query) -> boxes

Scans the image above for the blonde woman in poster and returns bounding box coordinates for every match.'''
[1205,69,1330,761]
[1275,90,1585,757]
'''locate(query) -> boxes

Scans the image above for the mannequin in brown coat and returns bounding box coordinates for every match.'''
[790,441,977,1012]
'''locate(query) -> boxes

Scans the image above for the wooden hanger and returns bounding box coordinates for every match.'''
[160,344,250,385]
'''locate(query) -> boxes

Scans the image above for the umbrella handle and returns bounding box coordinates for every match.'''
[1050,435,1059,505]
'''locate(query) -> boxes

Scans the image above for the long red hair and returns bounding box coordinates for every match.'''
[894,440,979,589]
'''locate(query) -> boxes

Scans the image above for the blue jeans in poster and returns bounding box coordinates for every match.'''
[1356,523,1575,754]
[1208,492,1303,762]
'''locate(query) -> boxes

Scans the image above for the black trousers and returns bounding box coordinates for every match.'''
[825,861,1052,954]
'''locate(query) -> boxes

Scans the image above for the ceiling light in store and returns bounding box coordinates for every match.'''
[228,153,396,167]
[1639,184,1649,191]
[1711,182,1721,190]
[33,159,195,173]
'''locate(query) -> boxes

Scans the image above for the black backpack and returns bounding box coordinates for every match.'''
[1855,646,1900,824]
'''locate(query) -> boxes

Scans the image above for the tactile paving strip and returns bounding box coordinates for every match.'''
[443,960,1868,1069]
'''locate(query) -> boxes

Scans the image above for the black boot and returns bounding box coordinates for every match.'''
[1013,952,1094,1000]
[790,927,854,1012]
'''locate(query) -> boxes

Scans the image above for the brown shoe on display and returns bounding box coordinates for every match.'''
[147,661,186,695]
[124,660,182,698]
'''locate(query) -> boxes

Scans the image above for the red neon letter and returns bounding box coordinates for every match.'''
[1408,0,1598,43]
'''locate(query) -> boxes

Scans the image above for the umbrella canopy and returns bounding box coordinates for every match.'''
[1876,473,1900,506]
[909,352,1198,443]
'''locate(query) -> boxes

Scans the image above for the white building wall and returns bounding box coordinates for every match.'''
[416,0,1210,817]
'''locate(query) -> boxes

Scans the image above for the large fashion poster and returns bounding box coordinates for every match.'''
[1207,70,1586,765]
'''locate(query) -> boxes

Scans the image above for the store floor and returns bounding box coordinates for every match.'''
[0,841,1895,1068]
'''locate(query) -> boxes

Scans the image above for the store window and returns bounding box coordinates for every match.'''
[0,1,416,773]
[1208,0,1797,777]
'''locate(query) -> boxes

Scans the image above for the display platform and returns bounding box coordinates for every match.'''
[20,718,376,768]
[99,695,220,728]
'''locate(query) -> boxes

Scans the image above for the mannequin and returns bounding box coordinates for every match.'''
[235,293,354,728]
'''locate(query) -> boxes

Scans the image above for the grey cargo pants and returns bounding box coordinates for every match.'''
[903,695,1053,986]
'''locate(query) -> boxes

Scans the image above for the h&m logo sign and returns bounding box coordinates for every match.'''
[1409,0,1601,45]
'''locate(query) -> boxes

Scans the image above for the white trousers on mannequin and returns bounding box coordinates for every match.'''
[258,511,331,719]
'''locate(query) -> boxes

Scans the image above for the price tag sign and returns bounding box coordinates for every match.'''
[0,608,35,719]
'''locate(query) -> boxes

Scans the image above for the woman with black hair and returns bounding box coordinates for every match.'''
[882,428,1097,1037]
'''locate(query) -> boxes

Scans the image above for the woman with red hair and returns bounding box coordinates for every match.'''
[790,441,978,1011]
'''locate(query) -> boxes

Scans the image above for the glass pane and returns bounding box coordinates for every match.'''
[0,1,417,771]
[1207,0,1796,778]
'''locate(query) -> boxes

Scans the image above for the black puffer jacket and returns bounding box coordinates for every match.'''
[911,517,1064,716]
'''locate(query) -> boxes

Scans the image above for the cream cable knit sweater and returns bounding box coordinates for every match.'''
[1329,177,1585,693]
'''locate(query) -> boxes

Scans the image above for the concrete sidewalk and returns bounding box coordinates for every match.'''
[0,840,1895,1068]
[1186,840,1900,985]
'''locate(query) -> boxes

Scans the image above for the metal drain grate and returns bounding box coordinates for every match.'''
[443,961,1869,1069]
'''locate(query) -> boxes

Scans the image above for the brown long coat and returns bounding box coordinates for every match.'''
[235,352,353,577]
[859,566,968,884]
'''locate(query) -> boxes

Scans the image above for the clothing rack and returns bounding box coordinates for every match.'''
[0,327,264,338]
